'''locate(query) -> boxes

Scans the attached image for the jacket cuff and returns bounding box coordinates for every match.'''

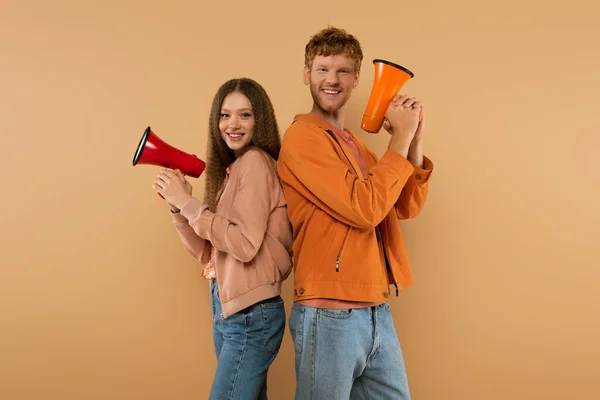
[170,212,188,224]
[179,197,213,240]
[411,155,434,183]
[380,149,415,182]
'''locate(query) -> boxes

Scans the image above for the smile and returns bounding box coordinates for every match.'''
[227,132,245,141]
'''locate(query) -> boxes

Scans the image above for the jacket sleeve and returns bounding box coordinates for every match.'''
[278,122,415,228]
[395,156,434,219]
[179,151,274,263]
[170,212,212,265]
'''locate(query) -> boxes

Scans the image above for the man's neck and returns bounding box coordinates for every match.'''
[311,104,346,131]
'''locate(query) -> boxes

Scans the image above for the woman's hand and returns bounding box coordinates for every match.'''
[153,168,193,210]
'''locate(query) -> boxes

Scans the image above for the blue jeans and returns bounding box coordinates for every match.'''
[209,280,285,400]
[289,302,411,399]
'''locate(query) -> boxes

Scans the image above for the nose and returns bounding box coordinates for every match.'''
[228,115,241,130]
[325,70,340,86]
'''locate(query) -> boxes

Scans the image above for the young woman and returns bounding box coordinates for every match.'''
[152,78,293,400]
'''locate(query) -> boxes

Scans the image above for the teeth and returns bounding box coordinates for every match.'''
[324,90,340,94]
[229,133,243,138]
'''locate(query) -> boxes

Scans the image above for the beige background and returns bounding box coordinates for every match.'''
[1,0,599,399]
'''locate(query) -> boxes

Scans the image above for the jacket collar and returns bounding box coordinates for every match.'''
[293,112,340,132]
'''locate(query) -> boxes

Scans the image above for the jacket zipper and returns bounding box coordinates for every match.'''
[325,129,399,293]
[326,129,358,274]
[336,227,351,272]
[378,225,399,296]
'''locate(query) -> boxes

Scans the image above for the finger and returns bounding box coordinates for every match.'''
[155,177,169,187]
[383,118,391,133]
[391,94,403,103]
[394,94,409,106]
[157,171,172,182]
[402,97,416,107]
[162,169,178,179]
[411,101,422,109]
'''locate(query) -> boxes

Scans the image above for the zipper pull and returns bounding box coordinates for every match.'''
[394,283,399,296]
[336,257,340,272]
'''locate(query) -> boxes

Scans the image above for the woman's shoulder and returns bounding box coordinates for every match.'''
[233,146,277,173]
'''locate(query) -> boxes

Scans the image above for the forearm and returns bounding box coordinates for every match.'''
[171,213,211,263]
[395,154,434,219]
[180,196,269,264]
[407,141,424,169]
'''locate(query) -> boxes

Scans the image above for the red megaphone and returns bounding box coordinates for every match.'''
[361,59,420,134]
[132,127,206,198]
[132,126,206,177]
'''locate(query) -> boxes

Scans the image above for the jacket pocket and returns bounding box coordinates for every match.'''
[335,227,351,273]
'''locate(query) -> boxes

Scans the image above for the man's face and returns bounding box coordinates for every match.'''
[304,54,360,115]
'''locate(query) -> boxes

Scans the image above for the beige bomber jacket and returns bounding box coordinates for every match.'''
[171,147,293,319]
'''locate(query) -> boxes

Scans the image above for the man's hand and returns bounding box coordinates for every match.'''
[383,94,422,158]
[407,104,425,168]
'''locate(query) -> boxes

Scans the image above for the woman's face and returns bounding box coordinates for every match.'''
[219,91,255,156]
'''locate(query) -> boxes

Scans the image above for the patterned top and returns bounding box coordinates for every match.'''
[200,166,231,280]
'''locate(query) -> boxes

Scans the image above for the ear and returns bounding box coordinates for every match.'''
[353,72,360,89]
[303,65,310,86]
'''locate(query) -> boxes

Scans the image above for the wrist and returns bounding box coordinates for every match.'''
[407,144,424,168]
[409,138,422,150]
[175,194,193,211]
[388,139,410,158]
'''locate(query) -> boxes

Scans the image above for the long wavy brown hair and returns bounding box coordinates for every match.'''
[203,78,281,212]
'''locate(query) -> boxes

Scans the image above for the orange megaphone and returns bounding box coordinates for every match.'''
[361,59,418,134]
[132,127,206,199]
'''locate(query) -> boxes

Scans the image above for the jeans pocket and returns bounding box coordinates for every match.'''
[316,308,354,319]
[289,303,305,354]
[260,298,285,354]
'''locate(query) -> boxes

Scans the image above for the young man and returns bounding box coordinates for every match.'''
[277,27,434,399]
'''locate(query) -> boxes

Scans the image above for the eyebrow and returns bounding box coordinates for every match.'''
[314,64,353,71]
[221,108,253,112]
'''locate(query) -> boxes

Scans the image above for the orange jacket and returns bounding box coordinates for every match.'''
[277,113,434,302]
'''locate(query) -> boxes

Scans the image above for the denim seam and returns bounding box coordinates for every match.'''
[292,304,305,354]
[316,308,353,319]
[357,378,373,400]
[310,308,317,399]
[367,308,381,363]
[226,312,248,399]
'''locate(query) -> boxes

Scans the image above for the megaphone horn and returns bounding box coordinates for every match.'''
[361,59,420,134]
[132,126,206,178]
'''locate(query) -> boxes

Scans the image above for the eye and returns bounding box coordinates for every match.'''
[220,113,229,118]
[241,112,253,118]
